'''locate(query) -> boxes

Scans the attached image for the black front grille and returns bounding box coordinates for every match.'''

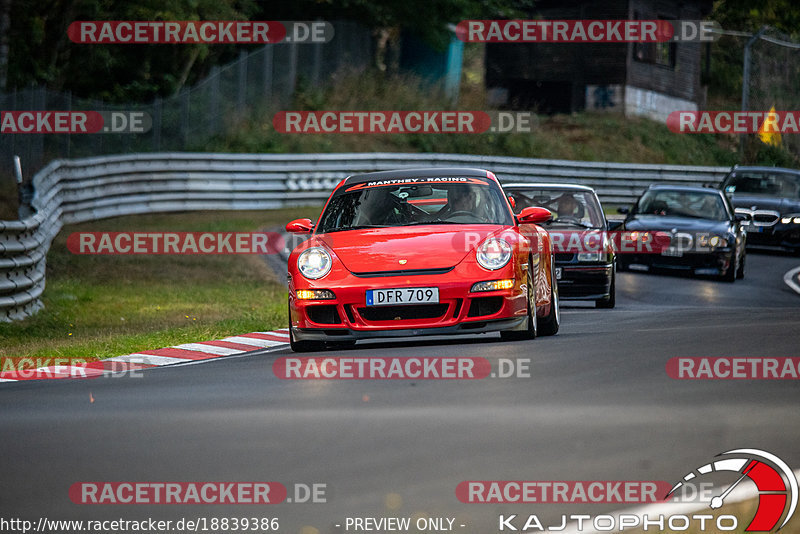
[467,296,503,317]
[352,267,454,278]
[753,212,779,225]
[307,305,342,325]
[358,304,448,321]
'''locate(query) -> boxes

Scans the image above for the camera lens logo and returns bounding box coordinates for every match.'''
[667,448,797,531]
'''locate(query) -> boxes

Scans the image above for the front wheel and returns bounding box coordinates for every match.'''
[500,260,537,341]
[538,259,560,335]
[736,249,746,279]
[721,250,737,283]
[596,267,616,308]
[289,307,325,352]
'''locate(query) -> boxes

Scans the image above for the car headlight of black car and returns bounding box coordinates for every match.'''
[697,234,729,249]
[780,214,800,225]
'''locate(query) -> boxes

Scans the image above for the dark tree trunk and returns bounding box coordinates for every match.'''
[0,0,11,90]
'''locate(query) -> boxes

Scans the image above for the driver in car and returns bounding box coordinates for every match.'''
[555,194,583,220]
[435,186,485,221]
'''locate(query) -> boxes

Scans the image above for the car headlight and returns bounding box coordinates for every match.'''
[296,289,336,300]
[780,214,800,224]
[698,235,728,248]
[297,247,332,279]
[476,238,512,270]
[577,253,602,262]
[471,279,515,292]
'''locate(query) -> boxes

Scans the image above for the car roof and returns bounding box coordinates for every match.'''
[343,167,494,185]
[727,166,800,175]
[646,184,723,194]
[503,182,596,192]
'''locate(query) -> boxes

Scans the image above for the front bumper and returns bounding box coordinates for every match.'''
[743,225,800,252]
[289,260,530,341]
[292,317,526,341]
[556,260,613,300]
[620,249,732,274]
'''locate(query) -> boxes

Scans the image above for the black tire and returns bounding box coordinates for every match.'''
[721,250,737,283]
[538,258,560,336]
[736,249,746,279]
[500,260,537,341]
[289,307,325,352]
[596,267,616,309]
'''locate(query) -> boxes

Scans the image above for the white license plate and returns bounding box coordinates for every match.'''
[661,247,684,257]
[366,287,439,306]
[555,267,562,280]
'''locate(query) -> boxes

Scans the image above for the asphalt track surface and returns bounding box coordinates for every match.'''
[1,251,799,533]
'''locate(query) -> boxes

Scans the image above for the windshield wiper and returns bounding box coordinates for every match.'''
[545,220,597,229]
[397,220,463,226]
[325,224,392,232]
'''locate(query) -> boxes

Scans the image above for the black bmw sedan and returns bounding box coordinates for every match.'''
[618,185,746,282]
[720,166,800,254]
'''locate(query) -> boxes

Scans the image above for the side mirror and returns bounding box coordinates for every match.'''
[286,218,314,233]
[507,195,516,209]
[518,206,552,224]
[617,207,630,215]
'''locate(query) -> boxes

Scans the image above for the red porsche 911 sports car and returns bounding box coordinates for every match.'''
[285,168,559,351]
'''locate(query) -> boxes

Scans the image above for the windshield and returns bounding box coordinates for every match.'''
[506,188,605,228]
[723,171,800,198]
[636,190,729,221]
[317,179,513,233]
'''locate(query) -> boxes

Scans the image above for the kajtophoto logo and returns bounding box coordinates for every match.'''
[667,448,797,531]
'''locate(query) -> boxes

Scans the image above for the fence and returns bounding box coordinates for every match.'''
[0,151,731,322]
[0,21,375,182]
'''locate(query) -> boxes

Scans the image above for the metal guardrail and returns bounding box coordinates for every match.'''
[0,152,730,321]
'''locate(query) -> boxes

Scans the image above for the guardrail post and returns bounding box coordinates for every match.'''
[237,49,247,115]
[152,96,162,151]
[180,90,189,149]
[262,45,273,107]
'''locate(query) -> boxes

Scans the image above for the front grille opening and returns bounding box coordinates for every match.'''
[468,296,503,317]
[358,304,448,321]
[753,213,779,225]
[307,305,342,325]
[452,298,463,318]
[344,305,356,323]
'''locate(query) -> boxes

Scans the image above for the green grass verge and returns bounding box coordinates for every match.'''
[0,208,319,361]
